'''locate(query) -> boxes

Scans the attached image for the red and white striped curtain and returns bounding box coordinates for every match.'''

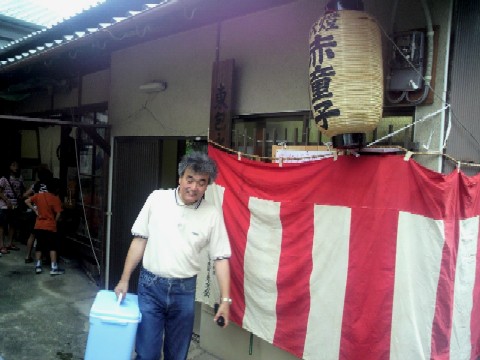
[196,145,480,360]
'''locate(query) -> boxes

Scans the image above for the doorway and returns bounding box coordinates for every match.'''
[107,136,207,291]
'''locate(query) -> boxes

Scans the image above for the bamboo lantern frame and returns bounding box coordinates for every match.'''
[309,10,384,139]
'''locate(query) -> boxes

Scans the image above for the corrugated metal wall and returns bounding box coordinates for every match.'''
[108,137,163,291]
[445,0,480,174]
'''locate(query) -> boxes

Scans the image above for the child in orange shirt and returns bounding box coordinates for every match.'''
[25,178,64,275]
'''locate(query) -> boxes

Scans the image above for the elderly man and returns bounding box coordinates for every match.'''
[115,151,231,360]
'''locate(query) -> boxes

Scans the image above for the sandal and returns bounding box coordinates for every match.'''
[0,247,9,254]
[7,245,20,251]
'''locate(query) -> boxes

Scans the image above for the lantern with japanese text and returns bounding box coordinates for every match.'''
[309,0,383,148]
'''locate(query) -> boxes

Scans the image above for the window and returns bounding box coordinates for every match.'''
[232,112,311,158]
[64,109,109,270]
[232,108,415,158]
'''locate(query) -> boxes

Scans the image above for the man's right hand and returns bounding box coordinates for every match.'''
[113,237,147,302]
[114,280,129,302]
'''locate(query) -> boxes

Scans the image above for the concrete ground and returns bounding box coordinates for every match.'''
[0,243,220,360]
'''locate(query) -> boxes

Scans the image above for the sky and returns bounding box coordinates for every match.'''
[1,0,107,27]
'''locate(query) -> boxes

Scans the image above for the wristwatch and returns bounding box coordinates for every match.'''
[221,297,232,304]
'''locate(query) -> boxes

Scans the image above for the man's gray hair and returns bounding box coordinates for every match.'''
[178,151,218,184]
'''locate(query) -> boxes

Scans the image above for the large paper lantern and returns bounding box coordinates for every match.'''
[309,3,383,148]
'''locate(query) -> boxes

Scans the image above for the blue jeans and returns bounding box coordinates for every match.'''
[136,268,196,360]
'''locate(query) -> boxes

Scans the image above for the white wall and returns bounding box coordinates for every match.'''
[219,0,326,114]
[20,126,61,177]
[38,126,61,177]
[109,26,218,137]
[109,0,328,137]
[82,69,110,105]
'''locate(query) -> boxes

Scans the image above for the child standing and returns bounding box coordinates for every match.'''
[25,178,64,275]
[23,167,53,263]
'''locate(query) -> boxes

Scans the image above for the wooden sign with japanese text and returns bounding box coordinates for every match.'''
[209,59,234,146]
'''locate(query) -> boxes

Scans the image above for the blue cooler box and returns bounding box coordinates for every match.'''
[85,290,142,360]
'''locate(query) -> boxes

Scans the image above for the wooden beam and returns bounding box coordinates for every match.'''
[0,115,110,128]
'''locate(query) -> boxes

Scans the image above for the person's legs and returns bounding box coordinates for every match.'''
[0,226,8,254]
[7,225,14,246]
[25,212,36,261]
[49,251,65,275]
[34,249,42,273]
[50,250,57,263]
[0,225,4,255]
[163,276,196,360]
[6,210,19,250]
[135,268,167,360]
[48,232,64,275]
[34,229,46,274]
[25,233,35,262]
[0,210,9,254]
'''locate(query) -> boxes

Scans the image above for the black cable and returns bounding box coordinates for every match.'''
[385,90,406,104]
[405,86,429,105]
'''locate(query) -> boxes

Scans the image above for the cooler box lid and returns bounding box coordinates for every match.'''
[90,290,141,323]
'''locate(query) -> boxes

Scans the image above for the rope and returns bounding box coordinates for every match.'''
[208,133,480,170]
[366,105,450,147]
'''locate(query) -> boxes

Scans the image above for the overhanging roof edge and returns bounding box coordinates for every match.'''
[0,115,110,128]
[0,0,185,73]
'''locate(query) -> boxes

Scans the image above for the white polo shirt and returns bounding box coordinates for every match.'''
[131,188,231,278]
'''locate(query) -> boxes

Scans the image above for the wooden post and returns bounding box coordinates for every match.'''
[262,128,267,157]
[243,128,248,154]
[209,59,235,147]
[388,124,394,145]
